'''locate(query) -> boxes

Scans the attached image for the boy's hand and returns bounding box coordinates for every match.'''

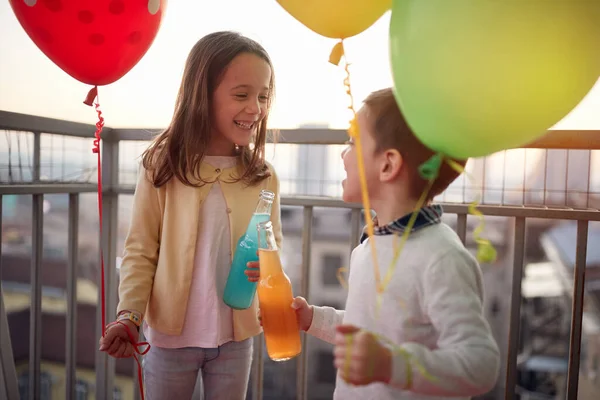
[98,320,137,358]
[334,325,392,385]
[256,296,314,330]
[245,261,260,282]
[291,296,314,331]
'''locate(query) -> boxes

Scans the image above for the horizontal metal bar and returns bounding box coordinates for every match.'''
[441,203,600,221]
[2,183,599,221]
[0,183,97,195]
[0,110,107,138]
[109,127,351,144]
[108,128,161,142]
[116,185,140,195]
[280,196,600,221]
[525,129,600,150]
[110,189,600,221]
[3,110,600,149]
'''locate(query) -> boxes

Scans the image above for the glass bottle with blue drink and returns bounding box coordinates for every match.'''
[223,189,275,309]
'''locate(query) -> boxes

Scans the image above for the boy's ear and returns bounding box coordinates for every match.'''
[380,149,403,182]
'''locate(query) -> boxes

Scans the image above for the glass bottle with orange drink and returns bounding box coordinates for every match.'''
[256,220,302,361]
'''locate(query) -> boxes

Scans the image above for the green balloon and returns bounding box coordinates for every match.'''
[389,0,600,159]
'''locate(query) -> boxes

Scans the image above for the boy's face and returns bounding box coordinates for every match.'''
[341,108,381,204]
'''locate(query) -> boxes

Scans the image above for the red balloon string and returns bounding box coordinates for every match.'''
[83,85,106,334]
[84,86,149,399]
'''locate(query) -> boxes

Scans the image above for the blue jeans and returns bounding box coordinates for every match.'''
[142,339,253,400]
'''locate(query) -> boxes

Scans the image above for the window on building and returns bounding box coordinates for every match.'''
[75,379,89,400]
[321,253,343,286]
[18,371,54,400]
[281,207,293,220]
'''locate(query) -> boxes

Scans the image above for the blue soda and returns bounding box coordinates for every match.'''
[223,190,275,309]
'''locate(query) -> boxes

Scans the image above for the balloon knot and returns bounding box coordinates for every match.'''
[329,40,345,66]
[83,86,98,107]
[418,153,443,181]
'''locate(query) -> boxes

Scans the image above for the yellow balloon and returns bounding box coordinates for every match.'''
[276,0,391,39]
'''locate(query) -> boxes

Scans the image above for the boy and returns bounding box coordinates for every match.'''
[248,88,500,399]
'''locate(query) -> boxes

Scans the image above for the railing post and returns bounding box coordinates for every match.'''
[29,192,43,400]
[1,196,20,400]
[504,217,526,400]
[456,213,467,244]
[65,194,79,400]
[251,335,264,400]
[29,131,42,400]
[349,208,361,251]
[28,130,43,400]
[32,132,40,182]
[296,206,313,400]
[566,220,589,399]
[95,138,119,400]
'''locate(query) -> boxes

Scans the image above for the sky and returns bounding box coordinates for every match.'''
[1,0,599,130]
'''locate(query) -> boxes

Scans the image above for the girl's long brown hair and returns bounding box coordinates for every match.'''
[142,31,275,187]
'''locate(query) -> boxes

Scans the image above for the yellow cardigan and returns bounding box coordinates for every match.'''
[117,161,282,341]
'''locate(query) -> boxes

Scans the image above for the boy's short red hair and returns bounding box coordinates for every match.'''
[363,88,467,201]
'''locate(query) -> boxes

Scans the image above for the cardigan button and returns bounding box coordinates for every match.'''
[226,208,232,213]
[215,168,221,173]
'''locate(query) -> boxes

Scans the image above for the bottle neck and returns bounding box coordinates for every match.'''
[254,198,273,215]
[254,190,274,215]
[257,221,278,251]
[259,248,284,276]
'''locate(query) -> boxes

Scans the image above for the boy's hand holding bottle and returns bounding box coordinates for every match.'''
[245,261,313,331]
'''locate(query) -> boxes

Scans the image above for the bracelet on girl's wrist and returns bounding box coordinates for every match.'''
[116,311,142,330]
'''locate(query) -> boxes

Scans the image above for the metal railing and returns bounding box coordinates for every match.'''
[1,109,600,400]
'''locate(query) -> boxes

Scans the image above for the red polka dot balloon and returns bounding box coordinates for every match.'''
[9,0,166,86]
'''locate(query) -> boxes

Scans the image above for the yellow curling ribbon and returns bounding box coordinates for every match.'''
[336,267,349,289]
[333,43,442,389]
[330,40,384,298]
[445,159,497,264]
[344,333,354,380]
[373,332,438,388]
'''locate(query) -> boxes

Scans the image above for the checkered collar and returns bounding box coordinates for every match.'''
[359,205,443,244]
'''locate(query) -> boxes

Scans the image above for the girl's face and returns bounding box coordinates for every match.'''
[209,52,272,155]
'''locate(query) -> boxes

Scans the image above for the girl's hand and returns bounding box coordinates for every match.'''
[291,296,314,331]
[333,325,392,385]
[98,320,137,358]
[245,261,260,282]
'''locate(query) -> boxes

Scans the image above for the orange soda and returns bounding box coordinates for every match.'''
[257,221,302,361]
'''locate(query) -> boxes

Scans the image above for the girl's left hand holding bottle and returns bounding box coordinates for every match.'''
[98,319,137,358]
[245,261,260,282]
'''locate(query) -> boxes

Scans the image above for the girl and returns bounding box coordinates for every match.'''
[99,31,283,400]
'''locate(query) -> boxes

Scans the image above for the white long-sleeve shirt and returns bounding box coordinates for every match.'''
[308,222,500,400]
